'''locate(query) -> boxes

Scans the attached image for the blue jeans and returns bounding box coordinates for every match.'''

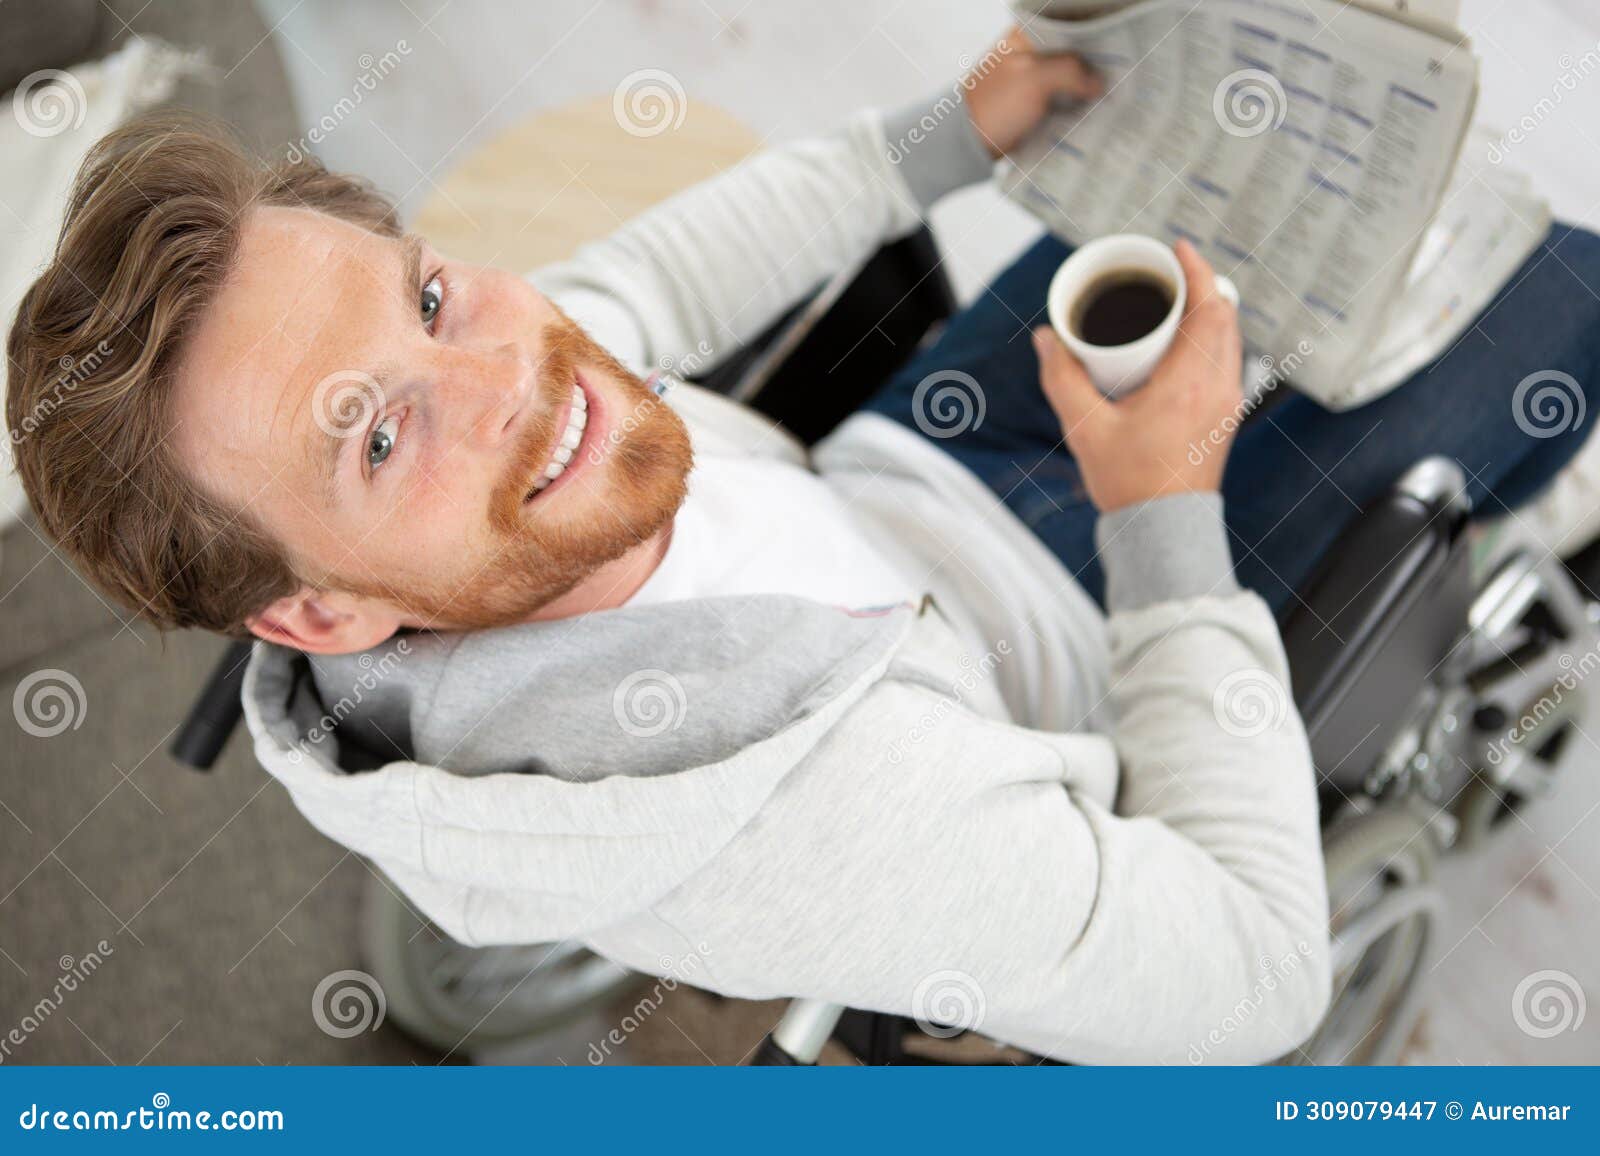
[864,224,1600,613]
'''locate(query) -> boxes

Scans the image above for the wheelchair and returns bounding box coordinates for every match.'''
[172,227,1598,1064]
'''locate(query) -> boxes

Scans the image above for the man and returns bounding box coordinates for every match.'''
[8,30,1596,1063]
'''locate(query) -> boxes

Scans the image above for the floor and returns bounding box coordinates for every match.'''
[3,0,1598,1066]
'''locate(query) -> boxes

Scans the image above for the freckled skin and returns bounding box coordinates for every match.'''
[172,206,688,653]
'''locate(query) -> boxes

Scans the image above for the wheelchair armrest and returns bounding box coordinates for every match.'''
[695,225,956,446]
[1279,458,1473,792]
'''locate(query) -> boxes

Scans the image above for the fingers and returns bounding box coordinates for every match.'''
[1032,326,1109,431]
[1172,238,1241,362]
[1174,238,1222,318]
[1001,23,1102,100]
[1038,51,1103,101]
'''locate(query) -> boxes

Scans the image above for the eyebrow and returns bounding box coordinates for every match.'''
[313,234,423,508]
[399,233,422,313]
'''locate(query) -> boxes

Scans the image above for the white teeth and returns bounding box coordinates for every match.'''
[527,385,589,500]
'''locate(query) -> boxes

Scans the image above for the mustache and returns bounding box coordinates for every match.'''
[489,318,611,532]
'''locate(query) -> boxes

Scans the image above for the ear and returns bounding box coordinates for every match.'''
[246,588,403,655]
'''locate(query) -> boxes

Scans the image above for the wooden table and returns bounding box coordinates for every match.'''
[413,96,758,269]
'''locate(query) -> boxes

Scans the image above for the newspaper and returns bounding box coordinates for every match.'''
[1001,0,1549,409]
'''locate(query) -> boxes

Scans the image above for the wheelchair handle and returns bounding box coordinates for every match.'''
[168,640,254,771]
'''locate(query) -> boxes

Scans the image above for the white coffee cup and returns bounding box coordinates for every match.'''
[1046,233,1238,398]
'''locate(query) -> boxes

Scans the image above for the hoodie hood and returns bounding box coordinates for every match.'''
[242,594,916,943]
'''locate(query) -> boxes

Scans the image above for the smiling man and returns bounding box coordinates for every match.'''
[10,28,1599,1063]
[175,208,692,642]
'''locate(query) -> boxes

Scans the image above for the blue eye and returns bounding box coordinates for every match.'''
[420,275,443,326]
[368,414,399,471]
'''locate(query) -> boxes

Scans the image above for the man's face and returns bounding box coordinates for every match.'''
[172,205,691,640]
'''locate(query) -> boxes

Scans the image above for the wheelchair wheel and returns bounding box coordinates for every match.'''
[359,873,643,1054]
[1290,803,1442,1065]
[1455,705,1578,850]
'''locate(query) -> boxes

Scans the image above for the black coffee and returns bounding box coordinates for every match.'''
[1071,271,1175,347]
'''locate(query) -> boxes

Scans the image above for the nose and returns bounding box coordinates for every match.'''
[439,343,535,448]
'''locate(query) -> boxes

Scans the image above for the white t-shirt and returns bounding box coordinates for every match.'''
[626,415,1110,734]
[627,454,919,612]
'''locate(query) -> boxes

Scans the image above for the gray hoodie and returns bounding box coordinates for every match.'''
[241,93,1331,1063]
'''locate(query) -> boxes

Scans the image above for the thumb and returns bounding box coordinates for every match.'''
[1033,326,1108,433]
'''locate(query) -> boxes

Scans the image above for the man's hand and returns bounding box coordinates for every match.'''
[964,26,1102,158]
[1032,240,1244,514]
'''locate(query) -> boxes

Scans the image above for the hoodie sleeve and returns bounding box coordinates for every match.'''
[529,88,993,375]
[1044,590,1332,1062]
